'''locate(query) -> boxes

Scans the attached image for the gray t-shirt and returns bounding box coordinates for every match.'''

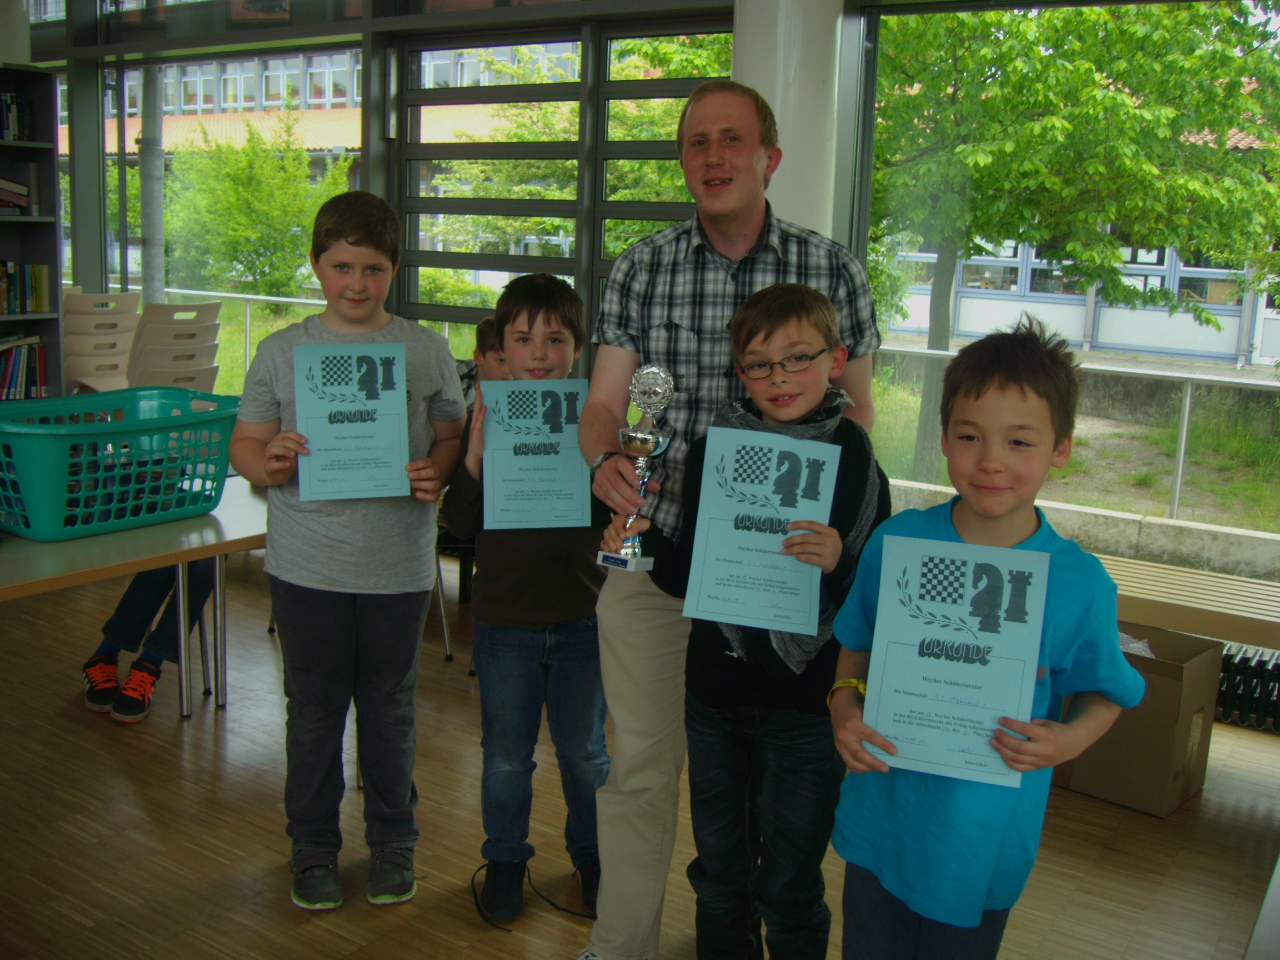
[239,315,466,594]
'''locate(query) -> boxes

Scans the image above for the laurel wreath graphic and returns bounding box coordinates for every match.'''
[896,567,978,640]
[714,456,778,513]
[491,407,550,439]
[305,368,366,405]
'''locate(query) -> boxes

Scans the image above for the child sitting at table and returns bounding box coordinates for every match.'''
[230,190,466,912]
[601,282,891,959]
[828,317,1146,960]
[441,273,610,926]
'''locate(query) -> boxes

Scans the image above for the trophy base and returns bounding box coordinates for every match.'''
[597,550,654,572]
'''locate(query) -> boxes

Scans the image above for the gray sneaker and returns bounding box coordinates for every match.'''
[290,849,343,910]
[367,847,416,904]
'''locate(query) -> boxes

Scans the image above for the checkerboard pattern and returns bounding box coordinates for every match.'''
[732,444,773,486]
[918,556,967,605]
[320,355,353,387]
[506,389,538,420]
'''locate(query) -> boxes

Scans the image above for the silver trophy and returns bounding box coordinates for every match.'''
[597,363,675,572]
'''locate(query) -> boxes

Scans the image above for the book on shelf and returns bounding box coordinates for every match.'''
[0,92,34,143]
[0,337,43,400]
[0,262,52,314]
[0,188,28,207]
[0,175,28,196]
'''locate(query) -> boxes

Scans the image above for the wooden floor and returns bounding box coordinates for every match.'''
[0,549,1277,960]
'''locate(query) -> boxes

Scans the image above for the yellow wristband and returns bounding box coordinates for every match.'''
[827,677,867,708]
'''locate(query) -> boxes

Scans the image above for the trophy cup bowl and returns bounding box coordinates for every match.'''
[597,364,674,573]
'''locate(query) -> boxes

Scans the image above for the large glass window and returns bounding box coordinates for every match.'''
[95,49,361,396]
[220,61,259,112]
[864,4,1280,535]
[398,29,730,346]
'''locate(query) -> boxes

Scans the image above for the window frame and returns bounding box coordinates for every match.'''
[392,18,729,333]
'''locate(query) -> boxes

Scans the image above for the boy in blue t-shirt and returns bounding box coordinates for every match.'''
[829,318,1145,960]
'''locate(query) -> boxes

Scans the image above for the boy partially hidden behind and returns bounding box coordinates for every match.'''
[603,283,891,959]
[829,318,1146,960]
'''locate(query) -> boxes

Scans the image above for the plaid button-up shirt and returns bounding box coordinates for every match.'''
[594,207,880,543]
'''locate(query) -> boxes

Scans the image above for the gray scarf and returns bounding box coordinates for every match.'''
[711,387,882,674]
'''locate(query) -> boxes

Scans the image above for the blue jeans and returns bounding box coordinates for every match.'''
[842,862,1010,960]
[685,692,846,960]
[472,617,610,864]
[269,576,429,852]
[102,559,216,663]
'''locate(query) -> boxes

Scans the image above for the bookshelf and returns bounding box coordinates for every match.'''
[0,63,60,400]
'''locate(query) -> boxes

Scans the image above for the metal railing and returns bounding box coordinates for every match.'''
[149,292,1280,522]
[878,345,1280,521]
[164,287,326,375]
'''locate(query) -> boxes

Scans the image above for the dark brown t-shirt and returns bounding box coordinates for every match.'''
[439,409,608,629]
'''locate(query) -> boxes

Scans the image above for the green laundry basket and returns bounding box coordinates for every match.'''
[0,387,241,542]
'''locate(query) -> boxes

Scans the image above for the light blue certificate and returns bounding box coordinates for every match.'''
[481,378,591,530]
[862,535,1050,787]
[293,343,410,501]
[682,426,840,635]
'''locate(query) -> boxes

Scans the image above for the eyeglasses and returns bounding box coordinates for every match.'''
[738,347,829,380]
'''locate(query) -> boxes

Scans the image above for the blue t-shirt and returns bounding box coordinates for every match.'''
[831,499,1145,927]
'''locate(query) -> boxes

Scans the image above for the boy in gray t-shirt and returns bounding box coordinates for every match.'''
[230,191,466,912]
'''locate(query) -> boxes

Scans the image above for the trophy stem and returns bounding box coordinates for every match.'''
[619,455,651,559]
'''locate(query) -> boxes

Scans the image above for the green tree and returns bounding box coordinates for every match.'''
[164,109,353,302]
[872,4,1280,478]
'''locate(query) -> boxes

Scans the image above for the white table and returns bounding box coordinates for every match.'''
[0,475,267,716]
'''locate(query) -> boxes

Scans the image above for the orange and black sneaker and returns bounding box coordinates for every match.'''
[111,659,161,723]
[82,655,120,712]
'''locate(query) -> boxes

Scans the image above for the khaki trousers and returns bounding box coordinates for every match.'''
[585,568,691,960]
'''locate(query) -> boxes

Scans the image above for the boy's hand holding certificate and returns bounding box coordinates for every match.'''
[480,379,591,530]
[683,426,840,636]
[293,344,410,500]
[862,536,1050,787]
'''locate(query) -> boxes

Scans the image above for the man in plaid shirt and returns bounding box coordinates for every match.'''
[577,79,880,960]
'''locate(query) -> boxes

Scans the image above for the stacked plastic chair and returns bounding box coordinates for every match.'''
[61,291,142,393]
[128,301,222,393]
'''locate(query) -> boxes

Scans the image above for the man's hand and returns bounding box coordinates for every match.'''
[407,457,445,502]
[830,686,896,774]
[783,520,843,574]
[591,453,652,515]
[601,513,650,554]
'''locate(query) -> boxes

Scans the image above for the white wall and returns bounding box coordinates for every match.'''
[732,0,842,238]
[1096,305,1240,357]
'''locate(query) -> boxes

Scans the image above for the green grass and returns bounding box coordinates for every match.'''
[869,365,924,481]
[1049,452,1091,482]
[867,364,1280,534]
[1148,388,1280,531]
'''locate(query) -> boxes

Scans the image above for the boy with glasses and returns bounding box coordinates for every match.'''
[602,284,890,959]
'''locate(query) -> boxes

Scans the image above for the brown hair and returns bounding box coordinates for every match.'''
[494,274,585,352]
[474,316,500,356]
[941,315,1079,444]
[676,79,779,157]
[311,190,401,267]
[730,284,841,361]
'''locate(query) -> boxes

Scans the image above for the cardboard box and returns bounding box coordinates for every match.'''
[1052,623,1223,818]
